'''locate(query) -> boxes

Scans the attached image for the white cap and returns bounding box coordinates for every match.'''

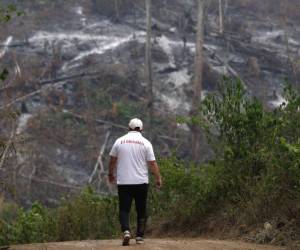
[128,118,143,130]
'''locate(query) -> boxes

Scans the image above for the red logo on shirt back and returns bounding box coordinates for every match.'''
[121,139,145,145]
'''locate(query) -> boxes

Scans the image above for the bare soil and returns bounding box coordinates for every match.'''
[9,238,287,250]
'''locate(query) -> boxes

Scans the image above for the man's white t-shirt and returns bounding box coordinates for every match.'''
[109,131,156,185]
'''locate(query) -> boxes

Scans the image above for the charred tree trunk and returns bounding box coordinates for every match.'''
[146,0,154,139]
[114,0,120,22]
[280,0,299,87]
[219,0,224,35]
[191,0,205,162]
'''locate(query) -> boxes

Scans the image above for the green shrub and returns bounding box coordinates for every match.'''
[17,203,57,244]
[10,202,57,244]
[158,78,300,228]
[0,188,120,246]
[56,187,119,241]
[149,157,228,225]
[199,78,300,223]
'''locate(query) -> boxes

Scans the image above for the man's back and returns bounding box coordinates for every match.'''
[110,131,155,185]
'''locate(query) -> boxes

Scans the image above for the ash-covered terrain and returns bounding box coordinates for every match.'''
[0,0,299,206]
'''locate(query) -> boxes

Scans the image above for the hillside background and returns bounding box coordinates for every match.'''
[0,0,300,207]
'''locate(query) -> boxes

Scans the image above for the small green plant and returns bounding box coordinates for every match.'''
[0,4,22,23]
[116,101,144,122]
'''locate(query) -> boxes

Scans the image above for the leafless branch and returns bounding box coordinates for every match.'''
[18,172,82,190]
[0,71,104,110]
[204,44,248,87]
[88,131,111,184]
[0,126,16,170]
[63,110,127,129]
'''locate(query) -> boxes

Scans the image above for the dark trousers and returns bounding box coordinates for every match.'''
[117,184,148,237]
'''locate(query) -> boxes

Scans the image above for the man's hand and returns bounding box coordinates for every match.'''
[156,176,162,189]
[108,173,116,184]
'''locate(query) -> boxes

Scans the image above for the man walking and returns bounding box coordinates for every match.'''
[108,118,162,246]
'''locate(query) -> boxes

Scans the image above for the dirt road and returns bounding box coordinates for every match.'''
[10,239,286,250]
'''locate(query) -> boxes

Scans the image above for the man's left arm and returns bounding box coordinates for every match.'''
[108,156,118,184]
[148,160,162,188]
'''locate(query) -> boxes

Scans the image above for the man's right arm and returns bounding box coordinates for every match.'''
[108,140,118,184]
[148,160,162,188]
[108,156,118,184]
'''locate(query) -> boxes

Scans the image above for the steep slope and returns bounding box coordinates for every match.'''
[0,0,299,205]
